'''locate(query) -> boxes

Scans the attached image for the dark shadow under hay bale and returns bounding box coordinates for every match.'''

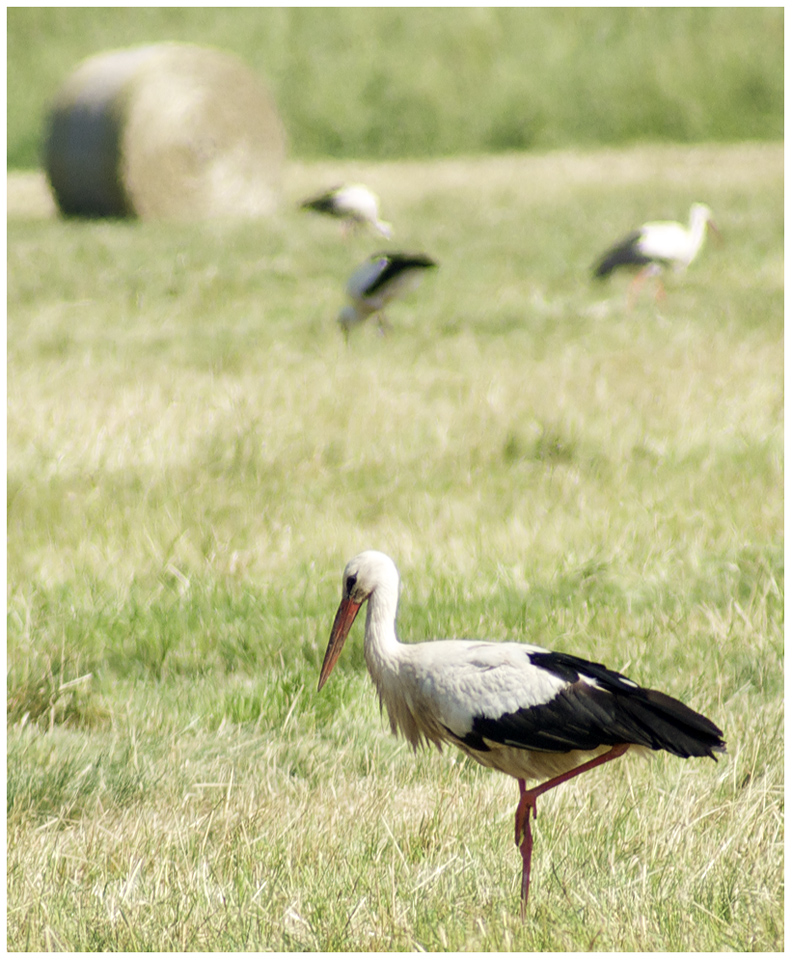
[44,43,286,220]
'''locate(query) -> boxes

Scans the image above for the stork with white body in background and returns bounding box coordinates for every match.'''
[337,252,437,339]
[318,551,726,917]
[593,203,719,306]
[300,184,393,238]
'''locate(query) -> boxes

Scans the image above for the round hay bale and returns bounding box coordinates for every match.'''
[44,43,286,220]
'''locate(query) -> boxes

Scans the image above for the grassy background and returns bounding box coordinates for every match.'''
[7,7,784,166]
[7,139,783,949]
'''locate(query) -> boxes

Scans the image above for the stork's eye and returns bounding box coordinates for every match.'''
[346,574,358,594]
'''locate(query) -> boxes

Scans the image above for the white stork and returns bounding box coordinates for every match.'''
[300,183,393,238]
[337,251,438,338]
[593,203,719,305]
[318,551,726,916]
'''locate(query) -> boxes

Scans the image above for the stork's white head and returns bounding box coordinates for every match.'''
[685,203,720,264]
[342,551,400,602]
[375,220,393,239]
[336,304,366,341]
[337,304,361,328]
[690,203,718,235]
[318,551,400,690]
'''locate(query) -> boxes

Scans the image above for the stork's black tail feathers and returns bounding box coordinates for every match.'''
[524,651,726,760]
[623,686,726,759]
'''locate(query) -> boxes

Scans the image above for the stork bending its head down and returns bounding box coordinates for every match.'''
[593,203,719,306]
[318,551,726,916]
[300,183,393,238]
[337,252,437,339]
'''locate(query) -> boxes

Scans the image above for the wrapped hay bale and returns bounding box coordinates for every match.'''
[44,43,285,219]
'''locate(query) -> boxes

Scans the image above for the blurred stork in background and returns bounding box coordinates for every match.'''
[301,183,393,238]
[337,251,437,339]
[593,203,719,306]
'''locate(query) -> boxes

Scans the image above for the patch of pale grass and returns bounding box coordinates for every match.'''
[10,143,781,222]
[8,303,781,593]
[8,688,781,950]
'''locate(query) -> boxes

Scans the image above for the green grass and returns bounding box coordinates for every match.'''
[7,143,783,950]
[7,7,783,167]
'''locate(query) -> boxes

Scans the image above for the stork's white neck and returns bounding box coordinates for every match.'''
[687,207,710,259]
[363,577,403,685]
[354,561,438,750]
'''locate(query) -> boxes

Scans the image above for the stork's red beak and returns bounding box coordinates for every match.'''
[318,596,362,691]
[707,219,722,243]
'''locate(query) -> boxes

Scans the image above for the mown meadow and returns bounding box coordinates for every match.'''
[7,139,783,950]
[6,4,784,953]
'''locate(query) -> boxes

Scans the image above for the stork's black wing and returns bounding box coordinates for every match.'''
[300,187,343,215]
[592,230,652,278]
[466,649,725,759]
[363,252,438,296]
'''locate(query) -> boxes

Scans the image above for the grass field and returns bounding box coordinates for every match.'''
[7,142,784,950]
[7,7,783,166]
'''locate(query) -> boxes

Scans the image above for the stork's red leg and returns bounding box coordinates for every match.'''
[514,779,537,916]
[514,743,629,915]
[627,272,646,309]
